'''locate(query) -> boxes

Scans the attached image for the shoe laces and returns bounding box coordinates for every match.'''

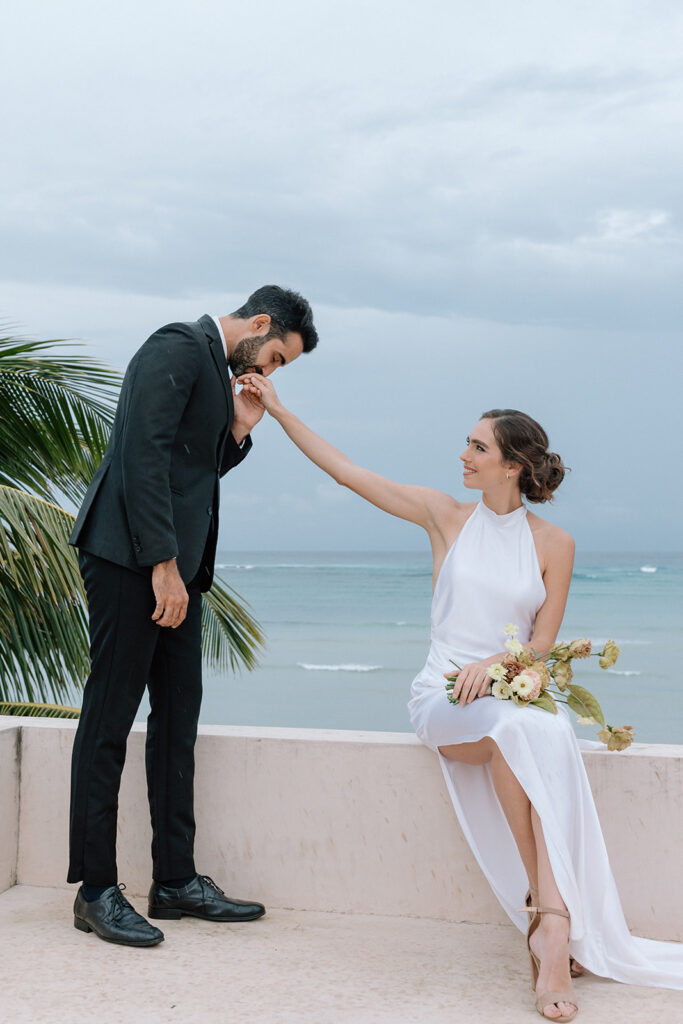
[112,883,134,920]
[199,875,224,895]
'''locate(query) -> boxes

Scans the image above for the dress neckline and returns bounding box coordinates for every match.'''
[477,499,527,526]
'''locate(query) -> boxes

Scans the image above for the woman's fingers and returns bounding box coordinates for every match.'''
[461,669,490,703]
[447,662,493,704]
[238,374,280,411]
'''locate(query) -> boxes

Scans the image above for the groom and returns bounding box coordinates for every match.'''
[68,285,318,946]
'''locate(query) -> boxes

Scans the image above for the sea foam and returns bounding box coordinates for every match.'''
[297,662,382,673]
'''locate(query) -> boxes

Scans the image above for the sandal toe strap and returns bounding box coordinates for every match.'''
[536,990,578,1019]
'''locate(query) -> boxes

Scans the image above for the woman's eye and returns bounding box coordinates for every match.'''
[477,445,485,452]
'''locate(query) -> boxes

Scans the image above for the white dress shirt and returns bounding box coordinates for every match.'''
[212,316,228,360]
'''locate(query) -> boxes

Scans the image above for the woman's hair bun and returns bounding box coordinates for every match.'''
[481,409,568,503]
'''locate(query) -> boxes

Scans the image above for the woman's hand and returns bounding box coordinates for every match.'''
[238,374,284,417]
[444,659,494,704]
[231,375,266,439]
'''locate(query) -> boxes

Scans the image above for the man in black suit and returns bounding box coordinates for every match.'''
[68,285,318,946]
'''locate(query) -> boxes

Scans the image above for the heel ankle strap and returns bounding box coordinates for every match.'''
[519,906,570,918]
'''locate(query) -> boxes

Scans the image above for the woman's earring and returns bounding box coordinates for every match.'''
[506,471,510,479]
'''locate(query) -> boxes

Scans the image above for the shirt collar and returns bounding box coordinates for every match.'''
[212,316,228,361]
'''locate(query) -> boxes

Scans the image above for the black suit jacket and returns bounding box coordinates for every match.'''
[69,315,251,591]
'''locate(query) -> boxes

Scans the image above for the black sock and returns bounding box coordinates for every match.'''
[158,874,196,889]
[81,884,113,902]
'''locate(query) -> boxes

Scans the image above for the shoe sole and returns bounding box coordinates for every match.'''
[147,907,266,922]
[74,915,164,946]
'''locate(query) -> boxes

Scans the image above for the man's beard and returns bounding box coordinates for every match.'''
[228,336,267,377]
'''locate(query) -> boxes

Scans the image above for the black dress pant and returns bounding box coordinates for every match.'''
[68,551,203,885]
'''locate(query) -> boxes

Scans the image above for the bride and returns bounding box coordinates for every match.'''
[240,374,683,1019]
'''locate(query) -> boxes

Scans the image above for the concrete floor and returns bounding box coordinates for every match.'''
[1,886,682,1024]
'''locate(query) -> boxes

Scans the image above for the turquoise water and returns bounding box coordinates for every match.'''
[191,550,683,745]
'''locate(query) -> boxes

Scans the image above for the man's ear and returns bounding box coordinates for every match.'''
[250,314,271,335]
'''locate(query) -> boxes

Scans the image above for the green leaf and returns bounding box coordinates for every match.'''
[566,684,606,727]
[0,334,120,505]
[0,485,89,703]
[0,702,81,718]
[201,576,264,673]
[531,691,558,714]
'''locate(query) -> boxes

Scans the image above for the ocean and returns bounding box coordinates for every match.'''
[182,549,683,746]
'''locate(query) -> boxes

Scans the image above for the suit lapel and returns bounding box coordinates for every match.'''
[198,314,233,425]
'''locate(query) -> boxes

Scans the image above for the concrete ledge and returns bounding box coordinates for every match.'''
[2,717,682,940]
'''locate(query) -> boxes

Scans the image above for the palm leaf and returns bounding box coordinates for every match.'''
[202,575,264,672]
[0,335,120,504]
[0,702,81,718]
[0,485,88,703]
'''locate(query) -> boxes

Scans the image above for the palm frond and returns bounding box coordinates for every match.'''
[0,485,88,703]
[0,335,121,504]
[0,701,81,718]
[202,575,265,673]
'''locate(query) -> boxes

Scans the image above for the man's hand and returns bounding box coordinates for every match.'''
[151,558,189,628]
[230,376,265,443]
[444,657,496,704]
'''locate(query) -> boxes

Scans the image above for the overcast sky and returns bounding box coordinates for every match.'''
[2,0,682,551]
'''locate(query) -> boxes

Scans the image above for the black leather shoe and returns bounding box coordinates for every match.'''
[148,874,266,922]
[74,884,164,946]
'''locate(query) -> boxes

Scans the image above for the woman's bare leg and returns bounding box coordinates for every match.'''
[440,739,578,1020]
[529,806,577,1019]
[439,737,538,891]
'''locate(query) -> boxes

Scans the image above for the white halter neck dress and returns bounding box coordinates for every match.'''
[408,499,683,989]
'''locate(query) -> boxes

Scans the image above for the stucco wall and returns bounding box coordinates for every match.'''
[2,717,681,940]
[0,725,20,893]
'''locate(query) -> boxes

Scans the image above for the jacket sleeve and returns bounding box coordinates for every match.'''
[219,433,253,477]
[121,323,201,567]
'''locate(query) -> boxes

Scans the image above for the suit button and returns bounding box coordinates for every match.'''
[207,506,213,516]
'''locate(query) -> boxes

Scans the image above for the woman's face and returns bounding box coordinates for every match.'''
[460,418,509,490]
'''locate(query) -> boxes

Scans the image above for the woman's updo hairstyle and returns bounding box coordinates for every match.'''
[481,409,567,504]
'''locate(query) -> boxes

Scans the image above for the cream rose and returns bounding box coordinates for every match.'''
[487,662,507,682]
[511,670,542,701]
[505,638,524,657]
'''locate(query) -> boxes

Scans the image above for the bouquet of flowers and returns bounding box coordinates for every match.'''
[445,624,634,751]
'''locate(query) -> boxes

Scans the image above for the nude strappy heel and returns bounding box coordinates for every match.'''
[524,889,583,979]
[520,904,578,1023]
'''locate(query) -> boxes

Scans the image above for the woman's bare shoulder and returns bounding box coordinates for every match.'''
[427,491,476,528]
[527,511,575,557]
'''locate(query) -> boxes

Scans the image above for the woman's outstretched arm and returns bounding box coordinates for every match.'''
[239,374,456,533]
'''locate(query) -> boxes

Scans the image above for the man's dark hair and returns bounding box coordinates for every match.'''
[231,285,318,353]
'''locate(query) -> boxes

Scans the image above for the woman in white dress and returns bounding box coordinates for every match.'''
[240,375,683,1019]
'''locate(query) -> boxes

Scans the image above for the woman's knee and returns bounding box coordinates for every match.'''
[438,736,497,765]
